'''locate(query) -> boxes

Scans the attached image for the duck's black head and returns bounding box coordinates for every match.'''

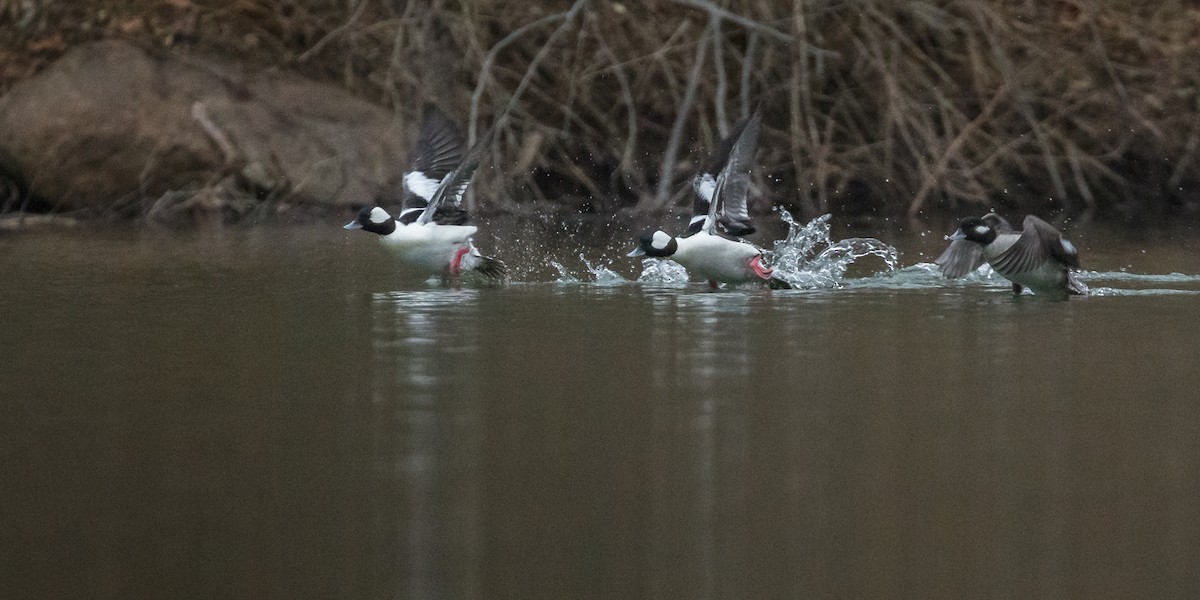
[344,206,397,235]
[951,216,998,245]
[627,230,678,258]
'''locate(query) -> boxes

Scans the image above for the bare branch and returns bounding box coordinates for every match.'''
[468,11,572,144]
[191,102,237,164]
[739,31,759,122]
[469,0,588,145]
[295,0,370,63]
[495,0,588,132]
[591,18,639,177]
[907,83,1011,217]
[671,0,790,44]
[711,19,728,138]
[649,18,714,212]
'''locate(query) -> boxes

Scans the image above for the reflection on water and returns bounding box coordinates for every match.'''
[368,289,483,600]
[371,289,480,397]
[646,292,756,599]
[2,223,1200,600]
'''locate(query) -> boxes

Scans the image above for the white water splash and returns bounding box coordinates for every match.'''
[579,253,628,286]
[554,254,629,285]
[635,258,690,285]
[549,260,580,283]
[577,209,1200,296]
[767,210,899,289]
[630,210,898,288]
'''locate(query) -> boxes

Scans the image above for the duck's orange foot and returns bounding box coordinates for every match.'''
[449,246,470,276]
[749,255,773,280]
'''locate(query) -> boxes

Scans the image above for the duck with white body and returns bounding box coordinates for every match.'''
[629,229,772,285]
[344,206,491,276]
[344,109,504,281]
[627,111,788,289]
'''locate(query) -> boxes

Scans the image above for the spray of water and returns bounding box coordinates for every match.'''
[562,210,1199,294]
[549,260,580,283]
[631,210,898,288]
[553,254,630,285]
[767,209,899,289]
[635,258,690,285]
[580,253,628,285]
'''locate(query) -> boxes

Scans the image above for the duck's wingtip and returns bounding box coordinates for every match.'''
[475,256,507,281]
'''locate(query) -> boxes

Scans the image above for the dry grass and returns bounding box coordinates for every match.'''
[4,0,1200,221]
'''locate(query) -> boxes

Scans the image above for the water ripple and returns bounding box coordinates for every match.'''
[1078,271,1200,283]
[1088,287,1200,296]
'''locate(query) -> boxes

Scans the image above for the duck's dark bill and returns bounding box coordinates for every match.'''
[946,229,966,241]
[344,221,363,230]
[626,247,646,257]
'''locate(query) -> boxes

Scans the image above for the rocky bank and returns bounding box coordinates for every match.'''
[0,40,412,223]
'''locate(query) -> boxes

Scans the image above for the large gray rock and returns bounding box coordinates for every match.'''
[0,40,408,215]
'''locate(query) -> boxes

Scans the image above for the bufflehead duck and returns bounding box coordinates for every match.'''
[627,111,789,289]
[345,109,504,281]
[936,213,1087,298]
[934,213,1014,279]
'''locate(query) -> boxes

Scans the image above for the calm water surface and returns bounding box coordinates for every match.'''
[2,217,1200,599]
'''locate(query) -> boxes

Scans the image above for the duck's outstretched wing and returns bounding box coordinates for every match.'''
[414,127,494,226]
[399,107,466,225]
[935,239,986,279]
[688,111,761,237]
[991,214,1081,277]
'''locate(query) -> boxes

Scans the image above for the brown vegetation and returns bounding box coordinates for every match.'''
[3,0,1200,223]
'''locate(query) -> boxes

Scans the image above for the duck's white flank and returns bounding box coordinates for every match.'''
[671,233,765,283]
[379,222,478,274]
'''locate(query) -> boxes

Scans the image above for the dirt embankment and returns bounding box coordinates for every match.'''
[3,1,1200,226]
[0,39,415,224]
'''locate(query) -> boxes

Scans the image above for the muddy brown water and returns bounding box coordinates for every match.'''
[2,216,1200,599]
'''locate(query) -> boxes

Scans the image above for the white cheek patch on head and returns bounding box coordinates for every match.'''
[974,225,991,236]
[651,230,672,251]
[1061,239,1077,256]
[369,207,391,224]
